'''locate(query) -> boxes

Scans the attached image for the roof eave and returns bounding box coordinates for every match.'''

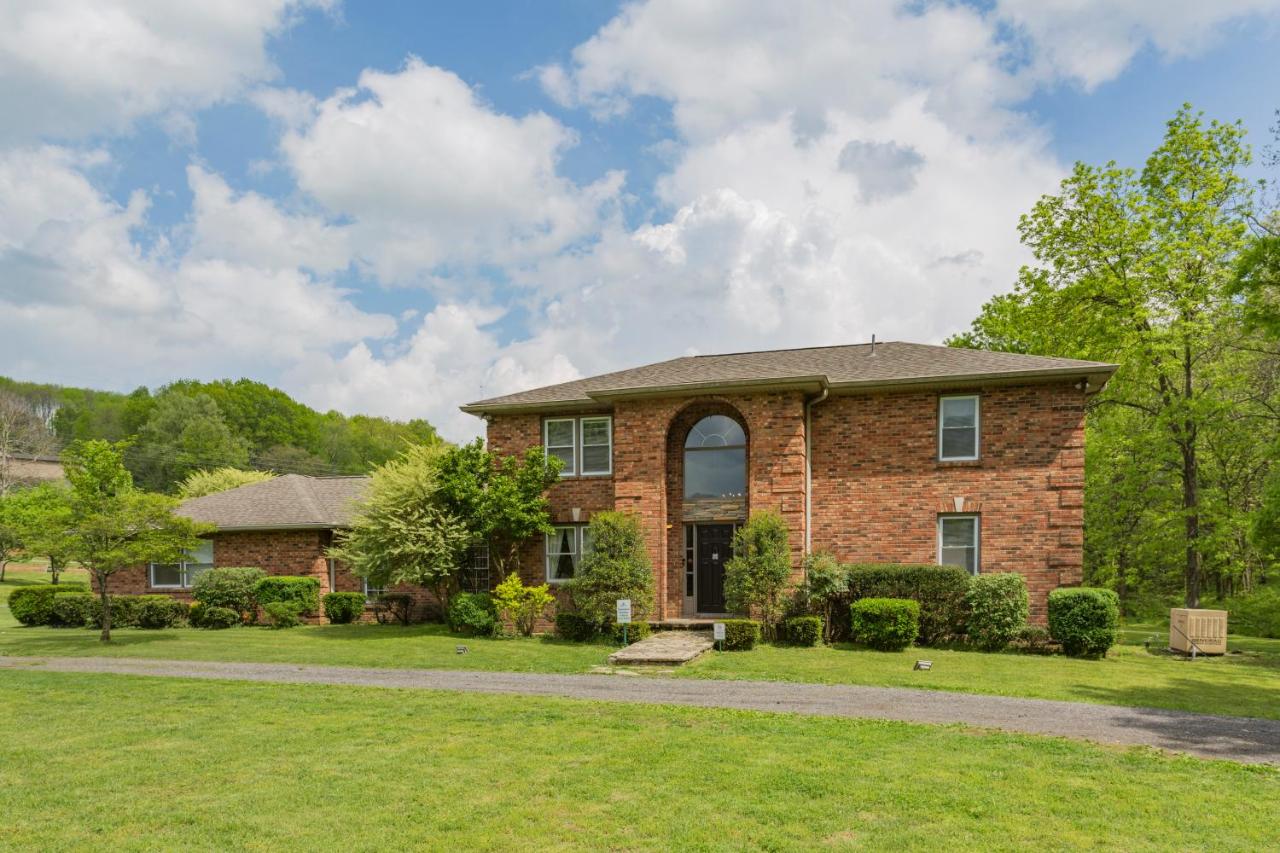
[180,521,349,533]
[826,364,1118,394]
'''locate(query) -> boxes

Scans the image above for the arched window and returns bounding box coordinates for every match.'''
[684,415,746,500]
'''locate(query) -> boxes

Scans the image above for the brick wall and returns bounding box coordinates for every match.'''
[809,382,1086,621]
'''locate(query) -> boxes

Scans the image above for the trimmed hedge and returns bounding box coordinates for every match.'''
[192,567,265,617]
[8,584,89,626]
[554,612,598,642]
[448,592,499,636]
[785,615,823,647]
[254,576,320,616]
[48,593,94,628]
[721,619,761,651]
[198,605,241,629]
[850,598,919,651]
[88,595,141,629]
[323,592,367,625]
[134,596,187,629]
[846,564,969,645]
[964,573,1029,651]
[1048,588,1119,657]
[264,601,302,629]
[610,620,651,645]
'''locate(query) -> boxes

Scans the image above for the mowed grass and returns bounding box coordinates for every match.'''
[4,566,1279,720]
[0,669,1277,851]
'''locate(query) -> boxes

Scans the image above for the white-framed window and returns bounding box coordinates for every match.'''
[149,540,214,589]
[580,416,613,476]
[460,543,491,593]
[544,418,576,476]
[938,395,980,461]
[545,524,592,583]
[938,515,980,575]
[363,578,386,602]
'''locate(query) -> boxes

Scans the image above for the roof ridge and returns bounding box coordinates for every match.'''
[689,340,888,358]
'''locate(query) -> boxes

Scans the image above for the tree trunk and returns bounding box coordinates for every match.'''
[1183,443,1201,609]
[1116,552,1129,616]
[98,572,112,642]
[0,559,6,583]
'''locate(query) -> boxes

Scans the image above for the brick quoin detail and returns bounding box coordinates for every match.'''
[486,381,1087,624]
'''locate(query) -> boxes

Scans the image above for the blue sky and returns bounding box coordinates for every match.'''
[2,1,1278,439]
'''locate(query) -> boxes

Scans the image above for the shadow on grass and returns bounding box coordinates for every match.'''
[1066,673,1280,761]
[0,628,183,654]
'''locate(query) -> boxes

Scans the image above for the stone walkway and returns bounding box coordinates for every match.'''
[4,655,1278,764]
[607,630,713,665]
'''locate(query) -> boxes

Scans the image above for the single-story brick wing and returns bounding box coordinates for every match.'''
[462,341,1116,622]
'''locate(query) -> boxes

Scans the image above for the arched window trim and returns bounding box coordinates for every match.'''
[684,415,746,450]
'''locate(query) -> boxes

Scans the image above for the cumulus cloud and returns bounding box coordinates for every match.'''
[0,0,333,141]
[276,58,624,283]
[836,139,926,201]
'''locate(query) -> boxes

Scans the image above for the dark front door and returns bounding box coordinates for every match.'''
[696,523,734,613]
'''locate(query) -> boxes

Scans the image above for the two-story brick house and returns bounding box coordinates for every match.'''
[462,342,1115,622]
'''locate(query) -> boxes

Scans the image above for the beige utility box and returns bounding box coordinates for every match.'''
[1169,608,1228,655]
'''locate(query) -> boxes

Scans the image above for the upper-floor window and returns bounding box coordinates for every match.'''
[684,415,746,500]
[544,416,612,477]
[938,395,979,461]
[150,540,213,589]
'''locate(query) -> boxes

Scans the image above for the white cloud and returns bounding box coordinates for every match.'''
[0,0,334,141]
[277,57,624,284]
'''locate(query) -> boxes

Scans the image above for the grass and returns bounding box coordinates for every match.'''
[1,669,1277,851]
[4,565,1279,720]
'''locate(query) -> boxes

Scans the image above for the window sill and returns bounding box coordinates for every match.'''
[937,458,982,467]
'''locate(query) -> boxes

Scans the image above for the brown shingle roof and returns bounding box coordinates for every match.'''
[461,341,1116,413]
[177,474,369,531]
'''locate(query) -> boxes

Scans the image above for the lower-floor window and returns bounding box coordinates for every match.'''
[460,543,491,593]
[546,525,592,583]
[363,578,386,602]
[938,515,980,575]
[149,540,214,589]
[684,524,695,597]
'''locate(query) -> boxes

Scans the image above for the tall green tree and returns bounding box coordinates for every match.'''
[951,106,1257,607]
[126,392,250,492]
[62,440,207,640]
[1,482,78,583]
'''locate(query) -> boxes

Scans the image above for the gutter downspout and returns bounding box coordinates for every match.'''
[804,382,830,562]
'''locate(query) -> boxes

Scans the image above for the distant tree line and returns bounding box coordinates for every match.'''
[0,376,443,493]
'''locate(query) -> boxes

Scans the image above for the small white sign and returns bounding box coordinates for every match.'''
[616,599,632,624]
[713,622,726,641]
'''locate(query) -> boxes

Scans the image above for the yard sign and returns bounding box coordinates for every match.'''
[616,599,632,624]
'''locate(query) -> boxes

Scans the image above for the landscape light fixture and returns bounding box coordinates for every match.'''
[913,660,932,671]
[456,645,469,655]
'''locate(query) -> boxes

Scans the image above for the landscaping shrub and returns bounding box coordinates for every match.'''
[198,606,241,629]
[554,612,598,642]
[1014,625,1055,654]
[724,512,792,639]
[849,598,919,651]
[263,601,302,629]
[721,619,761,651]
[8,584,90,626]
[493,573,554,636]
[795,551,848,642]
[1048,588,1119,657]
[566,511,654,625]
[192,567,265,618]
[254,576,320,616]
[134,595,187,629]
[322,592,367,625]
[846,564,969,645]
[785,615,824,647]
[447,592,499,636]
[374,592,415,626]
[88,594,143,629]
[964,573,1029,651]
[609,620,651,645]
[48,593,94,628]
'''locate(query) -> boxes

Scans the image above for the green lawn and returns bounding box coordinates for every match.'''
[1,669,1276,851]
[4,566,1279,720]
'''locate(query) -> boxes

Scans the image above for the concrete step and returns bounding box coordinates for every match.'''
[607,630,714,666]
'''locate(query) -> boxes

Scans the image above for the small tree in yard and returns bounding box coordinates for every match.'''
[436,439,561,579]
[492,572,555,636]
[567,511,654,627]
[0,495,19,583]
[61,440,208,641]
[724,511,793,640]
[797,550,848,643]
[329,443,472,611]
[2,482,78,583]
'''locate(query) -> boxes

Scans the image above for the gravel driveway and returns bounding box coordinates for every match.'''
[4,655,1278,764]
